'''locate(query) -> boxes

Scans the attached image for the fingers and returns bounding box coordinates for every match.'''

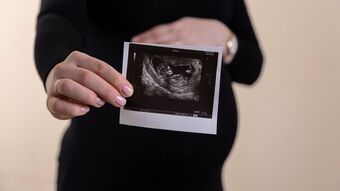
[132,23,180,44]
[47,96,90,120]
[51,51,133,108]
[57,66,127,107]
[54,79,105,108]
[45,50,136,120]
[67,51,134,98]
[131,17,232,47]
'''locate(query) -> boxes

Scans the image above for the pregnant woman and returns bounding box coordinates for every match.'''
[35,0,263,190]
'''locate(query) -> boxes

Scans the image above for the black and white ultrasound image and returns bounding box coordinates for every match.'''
[141,55,202,101]
[125,44,218,118]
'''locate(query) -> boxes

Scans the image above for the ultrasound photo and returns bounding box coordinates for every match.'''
[141,54,202,101]
[120,43,223,134]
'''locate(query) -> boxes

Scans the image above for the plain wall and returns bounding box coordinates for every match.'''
[0,0,339,191]
[224,0,340,190]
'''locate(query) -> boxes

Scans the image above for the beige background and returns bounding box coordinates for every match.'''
[0,0,339,190]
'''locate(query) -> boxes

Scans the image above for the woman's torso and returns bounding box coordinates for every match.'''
[58,1,237,190]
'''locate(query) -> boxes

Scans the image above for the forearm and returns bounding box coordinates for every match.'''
[35,15,85,84]
[224,0,263,85]
[34,0,86,84]
[226,36,263,84]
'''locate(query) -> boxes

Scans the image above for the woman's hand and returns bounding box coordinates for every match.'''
[132,17,234,54]
[45,51,134,120]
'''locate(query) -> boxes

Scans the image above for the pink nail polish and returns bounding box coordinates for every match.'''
[96,97,105,107]
[115,96,126,107]
[81,106,90,113]
[122,85,133,97]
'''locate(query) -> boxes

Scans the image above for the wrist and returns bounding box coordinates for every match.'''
[223,34,238,64]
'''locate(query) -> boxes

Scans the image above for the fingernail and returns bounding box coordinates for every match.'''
[122,85,134,97]
[115,96,126,107]
[81,106,90,113]
[96,97,105,107]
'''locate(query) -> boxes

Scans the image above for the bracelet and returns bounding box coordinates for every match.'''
[224,35,238,64]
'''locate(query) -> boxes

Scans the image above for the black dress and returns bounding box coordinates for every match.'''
[35,0,263,190]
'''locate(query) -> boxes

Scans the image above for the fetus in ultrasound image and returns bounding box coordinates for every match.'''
[141,55,202,101]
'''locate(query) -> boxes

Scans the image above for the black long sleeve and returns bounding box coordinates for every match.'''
[34,0,87,84]
[225,0,263,85]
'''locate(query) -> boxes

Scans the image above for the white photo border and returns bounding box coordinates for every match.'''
[119,42,223,135]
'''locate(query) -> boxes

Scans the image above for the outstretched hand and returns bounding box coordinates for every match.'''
[45,51,133,120]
